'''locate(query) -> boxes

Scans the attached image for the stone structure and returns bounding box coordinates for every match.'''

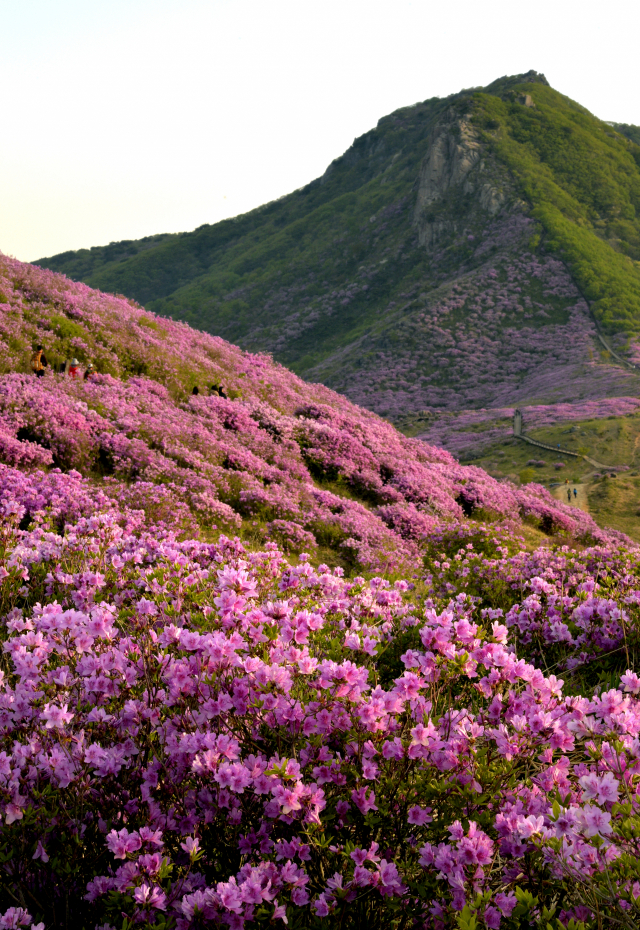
[513,408,523,436]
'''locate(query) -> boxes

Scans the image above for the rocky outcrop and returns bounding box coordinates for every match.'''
[412,109,517,249]
[413,114,481,214]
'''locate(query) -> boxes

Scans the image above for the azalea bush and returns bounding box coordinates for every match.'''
[0,469,639,929]
[0,366,617,578]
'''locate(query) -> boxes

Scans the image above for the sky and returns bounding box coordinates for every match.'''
[2,0,640,263]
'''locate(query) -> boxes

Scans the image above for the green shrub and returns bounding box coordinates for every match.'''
[49,312,87,341]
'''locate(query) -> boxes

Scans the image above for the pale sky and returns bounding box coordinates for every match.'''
[2,0,640,262]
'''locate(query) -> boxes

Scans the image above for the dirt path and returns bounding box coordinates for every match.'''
[551,483,589,513]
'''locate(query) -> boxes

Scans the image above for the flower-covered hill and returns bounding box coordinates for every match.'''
[7,254,640,930]
[4,423,640,928]
[0,253,618,575]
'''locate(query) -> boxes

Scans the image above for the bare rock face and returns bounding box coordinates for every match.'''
[413,109,516,249]
[413,113,481,212]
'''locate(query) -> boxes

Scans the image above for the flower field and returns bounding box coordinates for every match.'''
[289,216,640,423]
[2,255,640,928]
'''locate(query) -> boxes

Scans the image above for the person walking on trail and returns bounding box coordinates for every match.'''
[573,488,578,499]
[68,358,81,380]
[30,346,48,377]
[567,488,571,503]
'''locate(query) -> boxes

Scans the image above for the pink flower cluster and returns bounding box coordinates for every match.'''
[424,526,640,670]
[0,492,640,927]
[0,366,621,576]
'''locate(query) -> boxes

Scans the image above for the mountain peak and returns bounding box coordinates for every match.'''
[483,70,550,97]
[38,73,640,436]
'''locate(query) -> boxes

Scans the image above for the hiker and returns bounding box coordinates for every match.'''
[210,383,228,399]
[567,489,571,503]
[30,346,48,377]
[573,487,578,499]
[58,361,66,374]
[192,386,199,396]
[83,363,95,381]
[68,358,81,380]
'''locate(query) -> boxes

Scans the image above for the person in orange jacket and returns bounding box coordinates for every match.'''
[30,345,48,377]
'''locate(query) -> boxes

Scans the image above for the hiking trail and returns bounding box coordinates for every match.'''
[513,409,626,473]
[551,483,590,513]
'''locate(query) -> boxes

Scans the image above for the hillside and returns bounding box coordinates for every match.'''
[428,398,640,542]
[1,252,615,573]
[3,255,640,927]
[38,71,640,425]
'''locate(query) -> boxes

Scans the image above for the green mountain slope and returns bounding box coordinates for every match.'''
[473,84,640,331]
[38,72,640,422]
[613,123,640,146]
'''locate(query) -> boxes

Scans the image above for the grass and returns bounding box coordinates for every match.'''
[463,411,640,540]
